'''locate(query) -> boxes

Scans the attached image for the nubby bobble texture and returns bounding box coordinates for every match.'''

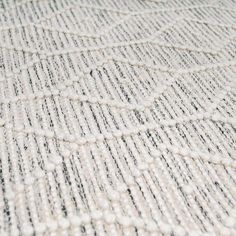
[0,0,236,235]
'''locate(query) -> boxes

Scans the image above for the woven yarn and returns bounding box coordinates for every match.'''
[0,0,236,235]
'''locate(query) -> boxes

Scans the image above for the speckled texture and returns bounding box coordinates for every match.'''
[0,0,236,235]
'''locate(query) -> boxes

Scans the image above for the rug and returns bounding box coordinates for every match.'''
[0,0,236,235]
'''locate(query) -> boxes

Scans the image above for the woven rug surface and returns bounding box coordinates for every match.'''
[0,0,236,235]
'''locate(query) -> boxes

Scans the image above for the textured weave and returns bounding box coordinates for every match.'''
[0,0,236,235]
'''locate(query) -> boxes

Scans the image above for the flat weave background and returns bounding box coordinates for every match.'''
[0,0,236,235]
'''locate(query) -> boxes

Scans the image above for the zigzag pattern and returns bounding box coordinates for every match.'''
[0,0,236,235]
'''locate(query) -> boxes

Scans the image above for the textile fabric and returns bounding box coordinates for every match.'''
[0,0,236,235]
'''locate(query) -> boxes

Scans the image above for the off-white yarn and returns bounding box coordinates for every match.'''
[0,0,236,235]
